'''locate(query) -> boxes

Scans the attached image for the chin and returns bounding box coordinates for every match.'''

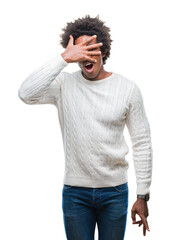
[82,68,100,80]
[83,72,97,80]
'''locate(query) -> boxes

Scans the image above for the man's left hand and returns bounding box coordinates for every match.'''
[131,198,150,236]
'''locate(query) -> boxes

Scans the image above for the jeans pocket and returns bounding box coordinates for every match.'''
[114,182,128,193]
[63,184,73,190]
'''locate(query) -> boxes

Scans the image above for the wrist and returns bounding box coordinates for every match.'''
[61,52,70,63]
[137,193,150,202]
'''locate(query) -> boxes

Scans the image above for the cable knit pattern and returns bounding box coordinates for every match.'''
[18,54,153,195]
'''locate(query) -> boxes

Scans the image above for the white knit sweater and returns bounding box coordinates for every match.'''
[18,54,153,195]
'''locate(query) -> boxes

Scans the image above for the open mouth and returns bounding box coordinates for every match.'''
[84,62,94,72]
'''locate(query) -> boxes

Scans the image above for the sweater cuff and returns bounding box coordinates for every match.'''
[55,53,69,67]
[136,182,151,195]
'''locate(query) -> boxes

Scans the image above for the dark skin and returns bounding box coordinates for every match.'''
[61,34,112,80]
[61,34,150,236]
[132,198,150,236]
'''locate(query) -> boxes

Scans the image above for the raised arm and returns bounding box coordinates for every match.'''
[18,54,68,105]
[18,34,102,105]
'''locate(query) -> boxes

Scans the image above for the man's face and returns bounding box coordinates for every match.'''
[74,35,105,80]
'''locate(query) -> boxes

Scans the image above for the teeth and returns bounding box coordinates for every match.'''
[85,62,92,66]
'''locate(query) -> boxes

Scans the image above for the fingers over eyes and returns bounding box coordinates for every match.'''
[86,43,102,50]
[80,35,97,45]
[86,51,101,55]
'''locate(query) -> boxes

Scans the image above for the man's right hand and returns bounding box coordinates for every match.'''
[61,35,103,64]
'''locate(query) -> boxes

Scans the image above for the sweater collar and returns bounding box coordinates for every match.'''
[77,70,116,85]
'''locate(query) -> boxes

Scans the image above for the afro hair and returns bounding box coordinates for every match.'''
[59,15,113,65]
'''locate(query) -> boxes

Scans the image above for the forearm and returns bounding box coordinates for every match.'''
[133,124,153,195]
[18,54,68,104]
[126,83,153,195]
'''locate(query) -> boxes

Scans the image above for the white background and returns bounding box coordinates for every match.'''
[0,0,170,239]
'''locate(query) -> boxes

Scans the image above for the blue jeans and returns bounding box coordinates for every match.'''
[62,182,129,240]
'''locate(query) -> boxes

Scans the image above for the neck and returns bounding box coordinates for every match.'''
[97,66,112,80]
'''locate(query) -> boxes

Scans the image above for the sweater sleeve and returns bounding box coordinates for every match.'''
[125,83,153,195]
[18,54,69,105]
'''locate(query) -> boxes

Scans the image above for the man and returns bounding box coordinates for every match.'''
[18,15,153,239]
